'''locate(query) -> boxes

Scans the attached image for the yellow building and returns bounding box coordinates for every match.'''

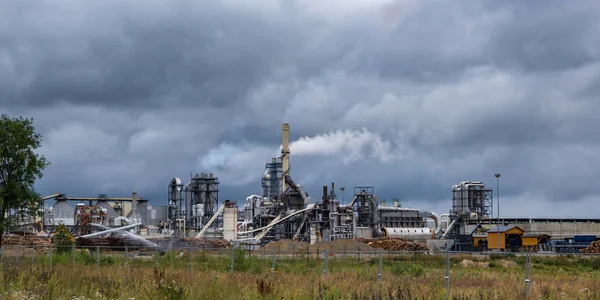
[487,225,524,251]
[522,233,551,251]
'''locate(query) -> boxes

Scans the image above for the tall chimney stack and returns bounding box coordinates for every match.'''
[281,123,290,193]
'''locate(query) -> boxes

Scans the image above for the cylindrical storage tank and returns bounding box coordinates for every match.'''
[355,227,373,239]
[223,207,238,241]
[382,227,432,241]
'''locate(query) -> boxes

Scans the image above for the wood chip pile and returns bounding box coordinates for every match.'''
[580,241,600,253]
[1,235,51,247]
[76,237,129,248]
[179,238,231,249]
[357,238,430,251]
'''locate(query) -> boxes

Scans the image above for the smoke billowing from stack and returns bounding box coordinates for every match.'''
[285,128,401,163]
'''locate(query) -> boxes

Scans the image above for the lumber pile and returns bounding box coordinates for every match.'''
[357,238,430,251]
[580,241,600,253]
[1,235,51,247]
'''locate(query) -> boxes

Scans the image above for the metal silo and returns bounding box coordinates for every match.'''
[52,199,74,225]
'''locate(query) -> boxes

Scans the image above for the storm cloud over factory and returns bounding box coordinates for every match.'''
[2,0,600,221]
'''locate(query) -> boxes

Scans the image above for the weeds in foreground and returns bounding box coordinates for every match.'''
[0,250,599,299]
[153,267,185,300]
[256,278,274,296]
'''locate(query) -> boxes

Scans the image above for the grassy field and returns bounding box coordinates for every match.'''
[1,249,600,299]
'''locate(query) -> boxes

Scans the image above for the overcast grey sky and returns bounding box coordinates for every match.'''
[2,1,600,217]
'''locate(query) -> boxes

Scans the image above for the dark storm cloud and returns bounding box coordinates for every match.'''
[1,0,600,217]
[1,1,303,109]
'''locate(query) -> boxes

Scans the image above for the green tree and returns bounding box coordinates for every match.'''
[0,114,49,245]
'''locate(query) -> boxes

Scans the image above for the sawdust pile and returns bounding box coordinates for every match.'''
[180,238,231,249]
[460,259,489,268]
[263,239,375,252]
[263,238,433,252]
[310,239,375,252]
[357,238,430,251]
[263,239,308,251]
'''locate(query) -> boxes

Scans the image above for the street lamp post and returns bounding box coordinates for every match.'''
[495,173,501,251]
[340,187,345,205]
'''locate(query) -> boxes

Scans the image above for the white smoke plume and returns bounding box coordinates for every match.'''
[285,128,403,163]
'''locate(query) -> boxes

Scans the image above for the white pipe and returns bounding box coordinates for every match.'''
[77,223,142,239]
[429,212,442,237]
[238,205,316,235]
[90,223,157,247]
[254,215,282,241]
[441,218,459,239]
[196,203,227,238]
[382,227,432,241]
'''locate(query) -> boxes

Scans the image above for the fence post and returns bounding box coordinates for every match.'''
[71,244,75,263]
[271,253,276,283]
[378,250,383,282]
[188,247,192,273]
[156,247,159,267]
[524,252,531,299]
[230,247,235,272]
[445,249,450,300]
[323,250,328,279]
[49,244,53,272]
[306,246,309,264]
[125,246,129,266]
[96,246,100,268]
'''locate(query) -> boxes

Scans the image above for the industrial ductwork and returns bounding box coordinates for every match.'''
[285,175,309,205]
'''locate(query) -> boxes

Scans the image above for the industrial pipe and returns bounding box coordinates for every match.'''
[429,212,442,237]
[285,176,309,204]
[377,206,420,212]
[441,217,459,239]
[76,223,142,239]
[382,227,432,241]
[237,205,316,235]
[90,224,157,247]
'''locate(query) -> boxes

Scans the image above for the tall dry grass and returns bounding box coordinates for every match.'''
[0,249,599,299]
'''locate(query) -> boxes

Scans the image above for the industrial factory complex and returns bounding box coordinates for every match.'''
[13,124,600,253]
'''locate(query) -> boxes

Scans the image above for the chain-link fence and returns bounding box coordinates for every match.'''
[1,244,599,299]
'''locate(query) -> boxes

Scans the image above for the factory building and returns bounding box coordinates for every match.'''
[12,122,600,253]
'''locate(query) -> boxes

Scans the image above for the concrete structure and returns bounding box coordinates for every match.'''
[223,207,238,240]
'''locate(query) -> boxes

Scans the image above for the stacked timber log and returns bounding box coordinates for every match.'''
[580,241,600,253]
[1,235,51,247]
[357,238,430,251]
